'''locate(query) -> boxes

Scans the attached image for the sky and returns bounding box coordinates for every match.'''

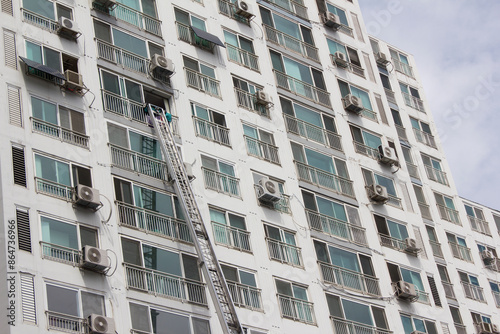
[358,0,500,210]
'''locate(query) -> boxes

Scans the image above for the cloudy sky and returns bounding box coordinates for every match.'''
[358,0,500,210]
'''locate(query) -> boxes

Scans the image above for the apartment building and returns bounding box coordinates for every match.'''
[1,0,499,333]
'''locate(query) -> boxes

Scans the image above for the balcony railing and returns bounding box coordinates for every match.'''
[429,240,443,258]
[448,242,472,262]
[109,144,168,180]
[402,92,425,112]
[493,291,500,307]
[125,264,207,305]
[227,281,262,311]
[225,43,259,71]
[353,141,380,160]
[255,186,291,213]
[176,22,215,51]
[21,9,58,32]
[437,205,461,225]
[244,136,280,164]
[387,195,402,208]
[395,125,408,141]
[384,88,397,105]
[218,0,252,24]
[379,234,406,252]
[424,164,448,185]
[193,116,231,147]
[266,238,303,267]
[284,114,342,151]
[331,316,392,334]
[455,324,467,334]
[413,128,437,148]
[96,39,148,74]
[212,222,251,252]
[184,68,221,98]
[46,311,85,333]
[468,216,491,235]
[416,289,430,304]
[277,294,315,325]
[264,25,319,61]
[417,201,432,220]
[330,54,365,78]
[461,282,485,302]
[306,210,367,246]
[202,168,241,198]
[116,202,191,243]
[274,70,331,107]
[234,88,269,117]
[406,162,420,180]
[101,90,145,123]
[442,281,456,300]
[263,0,308,20]
[40,242,80,266]
[392,58,414,78]
[35,177,74,201]
[319,262,380,296]
[295,161,354,198]
[31,118,89,148]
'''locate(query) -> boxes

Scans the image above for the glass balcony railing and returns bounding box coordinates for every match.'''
[218,0,252,24]
[264,25,319,61]
[429,240,443,258]
[331,317,392,334]
[395,125,408,141]
[406,162,420,180]
[40,242,80,266]
[468,216,491,235]
[442,281,456,300]
[319,262,380,296]
[437,205,461,225]
[225,43,259,71]
[274,70,331,107]
[202,167,241,197]
[417,201,432,220]
[294,161,354,198]
[402,92,425,112]
[234,88,269,117]
[425,165,449,186]
[184,68,221,98]
[192,116,231,147]
[306,210,367,246]
[212,222,251,252]
[109,144,168,180]
[392,58,414,78]
[448,242,472,262]
[227,281,262,311]
[46,311,85,333]
[35,177,74,201]
[266,238,303,267]
[244,136,280,164]
[31,118,89,148]
[461,282,485,302]
[277,294,315,325]
[283,114,342,151]
[384,88,397,105]
[21,9,58,32]
[262,0,308,20]
[413,128,437,148]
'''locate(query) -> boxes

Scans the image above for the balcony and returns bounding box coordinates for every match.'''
[353,141,380,160]
[395,125,408,141]
[448,242,472,262]
[20,57,65,86]
[244,136,280,164]
[266,238,303,267]
[234,88,269,117]
[262,0,308,20]
[402,92,425,112]
[202,167,241,198]
[319,262,380,296]
[21,9,58,32]
[218,0,252,24]
[331,317,392,334]
[176,22,216,52]
[274,70,331,108]
[193,116,231,147]
[125,264,207,305]
[283,114,342,151]
[116,202,192,243]
[330,54,365,78]
[295,162,355,198]
[417,201,432,220]
[413,128,437,148]
[225,43,259,71]
[264,25,319,61]
[429,240,443,259]
[442,281,456,300]
[35,177,74,201]
[392,58,414,78]
[93,1,162,37]
[379,234,406,252]
[31,118,89,148]
[101,90,145,122]
[212,222,251,253]
[255,186,291,214]
[437,205,461,225]
[40,242,80,266]
[227,281,262,311]
[461,282,485,302]
[492,291,500,307]
[306,210,367,246]
[184,68,221,98]
[468,216,491,235]
[46,311,85,333]
[277,294,315,325]
[109,144,168,180]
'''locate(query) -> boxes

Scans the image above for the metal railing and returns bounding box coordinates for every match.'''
[40,242,81,266]
[461,281,485,302]
[109,144,168,180]
[402,92,425,112]
[234,88,269,117]
[255,186,291,214]
[384,88,397,105]
[262,0,308,20]
[218,0,252,24]
[31,118,89,148]
[101,90,145,123]
[35,177,74,201]
[387,195,402,208]
[244,136,280,164]
[353,141,380,160]
[176,22,215,51]
[429,240,443,258]
[448,242,472,262]
[116,202,191,243]
[395,125,408,141]
[266,238,303,267]
[225,43,259,71]
[379,234,406,251]
[184,68,221,97]
[192,116,231,147]
[212,222,251,252]
[306,210,367,246]
[468,216,491,235]
[125,264,207,305]
[437,205,461,225]
[417,201,432,220]
[416,289,430,304]
[455,324,467,334]
[319,262,380,296]
[493,291,500,307]
[295,161,354,197]
[274,70,331,107]
[331,316,392,334]
[227,281,262,311]
[413,128,437,148]
[330,54,365,77]
[202,167,240,197]
[264,25,318,61]
[406,162,420,179]
[21,9,58,32]
[46,311,85,333]
[392,58,414,77]
[284,114,343,151]
[442,281,456,299]
[277,294,315,325]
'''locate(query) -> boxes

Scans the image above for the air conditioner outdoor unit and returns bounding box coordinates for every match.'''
[88,314,115,334]
[322,12,341,30]
[257,177,281,203]
[74,184,101,210]
[367,184,389,203]
[184,162,195,181]
[378,145,399,166]
[64,70,84,91]
[235,1,254,18]
[150,54,174,77]
[343,94,364,114]
[57,17,80,40]
[256,90,271,105]
[478,322,493,334]
[481,250,495,264]
[404,238,420,254]
[333,51,349,68]
[95,0,117,8]
[395,280,417,300]
[376,52,391,66]
[81,246,110,273]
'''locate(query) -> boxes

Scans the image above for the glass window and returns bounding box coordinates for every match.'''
[23,0,55,20]
[46,285,78,316]
[35,154,71,186]
[326,4,348,26]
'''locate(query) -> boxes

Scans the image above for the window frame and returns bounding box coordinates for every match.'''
[34,152,92,187]
[45,282,106,319]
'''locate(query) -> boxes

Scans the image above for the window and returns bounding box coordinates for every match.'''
[129,302,210,334]
[26,41,78,74]
[425,226,442,258]
[191,103,230,146]
[326,3,350,29]
[100,69,143,117]
[477,244,497,267]
[327,295,388,332]
[350,125,381,159]
[458,271,485,302]
[210,207,249,252]
[471,312,492,325]
[410,117,436,148]
[399,82,424,111]
[379,73,392,91]
[413,185,432,219]
[107,123,161,158]
[374,215,408,250]
[314,240,378,295]
[434,193,460,224]
[265,225,301,267]
[201,156,240,197]
[244,124,279,164]
[465,204,491,235]
[275,279,315,324]
[280,97,341,151]
[174,8,220,51]
[22,0,71,21]
[494,215,500,235]
[327,39,363,76]
[362,169,401,207]
[114,0,157,17]
[400,314,437,334]
[390,49,414,77]
[252,172,289,213]
[387,263,428,303]
[338,80,376,120]
[221,264,261,310]
[232,77,267,116]
[223,30,258,71]
[489,281,500,307]
[183,56,220,97]
[437,265,456,299]
[446,233,472,262]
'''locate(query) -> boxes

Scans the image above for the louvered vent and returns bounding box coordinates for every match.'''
[16,209,31,252]
[3,30,17,69]
[12,146,27,187]
[1,0,13,15]
[428,275,442,307]
[8,85,22,127]
[20,273,36,324]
